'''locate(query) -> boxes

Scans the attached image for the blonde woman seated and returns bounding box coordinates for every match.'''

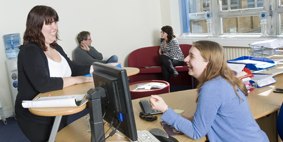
[150,40,269,142]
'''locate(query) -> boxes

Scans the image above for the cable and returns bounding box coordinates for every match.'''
[104,116,115,134]
[98,116,115,142]
[102,106,107,119]
[99,120,122,142]
[104,121,122,141]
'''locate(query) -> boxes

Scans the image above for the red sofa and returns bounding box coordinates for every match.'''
[128,44,197,87]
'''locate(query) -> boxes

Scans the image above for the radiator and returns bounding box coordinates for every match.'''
[223,46,250,60]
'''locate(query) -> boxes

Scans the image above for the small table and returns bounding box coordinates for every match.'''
[29,67,139,142]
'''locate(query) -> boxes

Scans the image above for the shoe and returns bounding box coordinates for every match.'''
[173,71,179,78]
[169,67,178,78]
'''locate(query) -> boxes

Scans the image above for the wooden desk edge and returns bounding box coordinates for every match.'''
[29,104,86,117]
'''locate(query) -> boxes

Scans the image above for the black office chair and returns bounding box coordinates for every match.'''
[277,102,283,141]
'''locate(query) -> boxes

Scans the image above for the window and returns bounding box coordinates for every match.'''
[184,0,283,36]
[247,0,264,8]
[221,0,240,10]
[190,20,207,34]
[188,0,211,34]
[222,16,261,33]
[189,0,210,13]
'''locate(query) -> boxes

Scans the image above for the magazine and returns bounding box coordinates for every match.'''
[22,94,88,108]
[134,83,166,90]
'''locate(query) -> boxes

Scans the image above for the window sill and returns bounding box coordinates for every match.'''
[177,35,283,47]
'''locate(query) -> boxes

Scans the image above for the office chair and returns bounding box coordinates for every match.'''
[277,102,283,141]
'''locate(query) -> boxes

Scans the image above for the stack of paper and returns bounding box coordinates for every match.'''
[227,63,255,93]
[249,74,276,88]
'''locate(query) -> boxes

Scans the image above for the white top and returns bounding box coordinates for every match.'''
[47,53,72,77]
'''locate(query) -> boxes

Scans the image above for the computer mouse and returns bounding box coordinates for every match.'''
[150,128,178,142]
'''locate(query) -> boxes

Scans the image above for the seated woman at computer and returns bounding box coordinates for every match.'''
[150,40,269,141]
[73,31,119,66]
[15,5,93,142]
[159,25,184,82]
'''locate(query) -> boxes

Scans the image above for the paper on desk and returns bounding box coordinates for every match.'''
[250,74,276,88]
[22,94,87,108]
[255,66,283,76]
[227,63,245,73]
[250,39,283,49]
[174,109,184,114]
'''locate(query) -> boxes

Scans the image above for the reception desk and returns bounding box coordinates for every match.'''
[53,74,283,142]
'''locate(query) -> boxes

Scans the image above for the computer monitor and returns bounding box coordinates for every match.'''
[89,62,137,141]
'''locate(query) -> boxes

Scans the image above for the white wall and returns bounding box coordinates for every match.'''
[0,0,163,118]
[160,0,181,36]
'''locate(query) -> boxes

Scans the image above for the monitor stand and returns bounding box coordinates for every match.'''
[87,87,106,142]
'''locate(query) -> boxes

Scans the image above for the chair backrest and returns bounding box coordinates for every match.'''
[278,103,283,141]
[128,44,192,68]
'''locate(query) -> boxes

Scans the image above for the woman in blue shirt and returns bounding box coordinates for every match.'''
[150,40,269,142]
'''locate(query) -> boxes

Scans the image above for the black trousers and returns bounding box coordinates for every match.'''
[16,114,68,142]
[159,55,184,82]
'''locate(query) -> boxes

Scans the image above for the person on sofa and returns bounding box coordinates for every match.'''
[159,25,184,82]
[73,31,118,66]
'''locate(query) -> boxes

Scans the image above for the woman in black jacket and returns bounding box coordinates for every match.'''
[15,5,93,142]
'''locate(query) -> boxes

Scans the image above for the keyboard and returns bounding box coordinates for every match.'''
[130,130,160,142]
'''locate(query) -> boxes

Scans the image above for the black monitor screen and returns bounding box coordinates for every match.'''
[92,62,137,141]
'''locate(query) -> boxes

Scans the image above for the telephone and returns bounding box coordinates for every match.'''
[139,99,162,115]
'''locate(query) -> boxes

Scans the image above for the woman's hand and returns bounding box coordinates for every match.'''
[181,114,194,121]
[149,95,169,113]
[158,48,162,55]
[80,42,90,51]
[63,76,93,88]
[107,62,120,66]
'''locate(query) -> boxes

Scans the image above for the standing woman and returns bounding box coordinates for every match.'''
[150,40,269,141]
[15,5,93,142]
[159,25,184,82]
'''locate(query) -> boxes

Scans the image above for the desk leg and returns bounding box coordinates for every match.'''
[191,76,194,89]
[256,111,278,142]
[48,115,62,142]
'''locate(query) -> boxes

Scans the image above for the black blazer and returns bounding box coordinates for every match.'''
[15,43,90,125]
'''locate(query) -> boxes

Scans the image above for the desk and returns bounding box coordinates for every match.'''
[55,87,280,142]
[56,90,206,142]
[49,68,282,142]
[29,67,139,142]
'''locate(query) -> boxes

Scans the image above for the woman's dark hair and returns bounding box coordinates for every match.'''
[77,31,90,44]
[160,25,176,43]
[19,5,59,51]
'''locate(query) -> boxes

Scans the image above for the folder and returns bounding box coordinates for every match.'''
[249,74,276,88]
[227,56,276,71]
